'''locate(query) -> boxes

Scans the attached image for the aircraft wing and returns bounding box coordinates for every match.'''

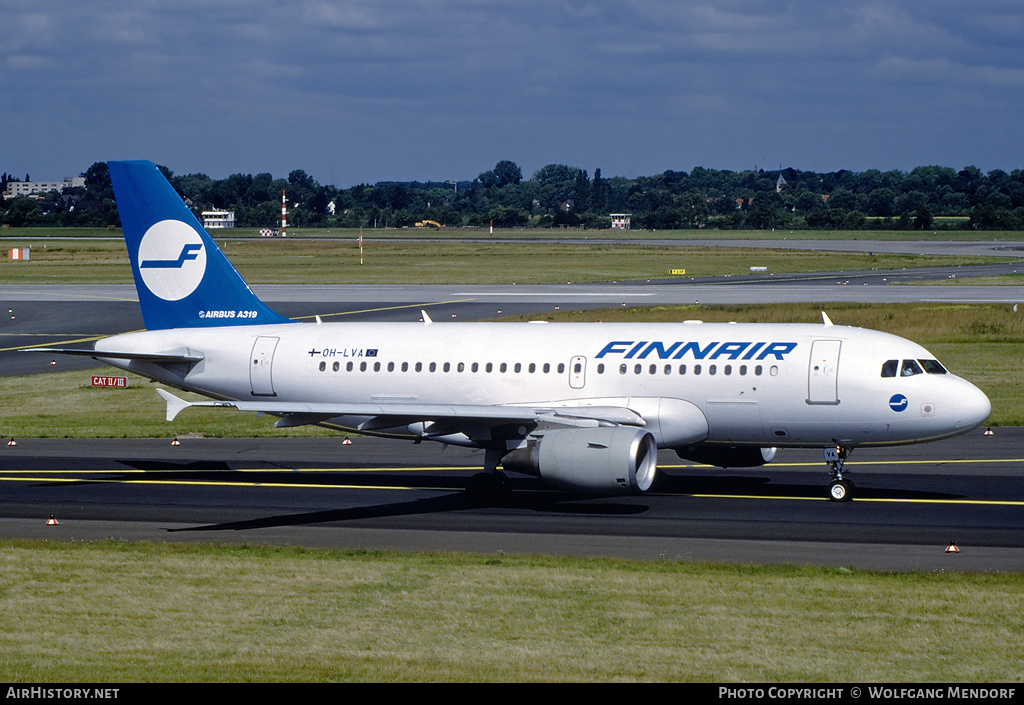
[156,389,646,430]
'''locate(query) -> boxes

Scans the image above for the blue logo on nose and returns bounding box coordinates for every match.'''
[141,243,203,269]
[889,394,908,412]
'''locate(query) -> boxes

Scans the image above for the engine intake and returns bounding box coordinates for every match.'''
[501,426,658,493]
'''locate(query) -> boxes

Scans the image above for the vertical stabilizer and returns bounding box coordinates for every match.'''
[107,160,293,330]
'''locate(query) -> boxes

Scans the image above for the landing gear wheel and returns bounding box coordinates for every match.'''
[829,479,854,502]
[466,471,510,504]
[824,445,854,502]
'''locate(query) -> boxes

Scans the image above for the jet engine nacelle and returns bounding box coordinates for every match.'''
[501,426,658,494]
[675,446,777,468]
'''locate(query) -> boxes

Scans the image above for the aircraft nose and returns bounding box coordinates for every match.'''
[955,381,991,430]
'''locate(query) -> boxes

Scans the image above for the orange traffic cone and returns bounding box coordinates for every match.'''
[945,541,960,553]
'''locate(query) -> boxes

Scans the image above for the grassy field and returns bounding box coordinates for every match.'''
[0,236,1009,286]
[2,540,1021,682]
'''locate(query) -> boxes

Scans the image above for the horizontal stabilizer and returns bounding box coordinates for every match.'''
[24,347,204,363]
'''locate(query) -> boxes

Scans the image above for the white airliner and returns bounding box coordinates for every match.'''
[33,161,992,501]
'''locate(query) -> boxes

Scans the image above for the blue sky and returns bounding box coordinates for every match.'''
[2,1,1022,187]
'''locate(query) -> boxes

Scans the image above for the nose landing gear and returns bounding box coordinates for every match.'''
[825,445,854,501]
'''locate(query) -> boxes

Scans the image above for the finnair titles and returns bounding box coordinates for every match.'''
[595,340,797,361]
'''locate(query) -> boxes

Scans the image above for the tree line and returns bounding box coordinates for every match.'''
[3,160,1024,230]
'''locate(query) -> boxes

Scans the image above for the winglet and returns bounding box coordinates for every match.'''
[821,311,833,327]
[157,389,192,422]
[421,310,433,325]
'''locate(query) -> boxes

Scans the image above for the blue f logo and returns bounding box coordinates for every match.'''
[141,243,203,269]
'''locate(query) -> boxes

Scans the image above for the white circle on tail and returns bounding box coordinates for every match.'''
[137,220,208,301]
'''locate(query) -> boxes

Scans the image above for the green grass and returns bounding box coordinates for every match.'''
[0,371,327,439]
[904,273,1024,286]
[1,540,1020,682]
[0,237,1005,285]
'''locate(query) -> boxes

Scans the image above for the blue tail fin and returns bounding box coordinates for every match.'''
[108,160,293,330]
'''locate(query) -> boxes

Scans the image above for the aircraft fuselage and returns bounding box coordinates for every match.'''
[95,319,991,451]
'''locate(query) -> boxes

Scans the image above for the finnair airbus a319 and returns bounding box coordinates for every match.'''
[33,161,991,501]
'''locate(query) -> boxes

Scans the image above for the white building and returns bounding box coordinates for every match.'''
[202,210,236,229]
[3,177,85,198]
[610,213,632,230]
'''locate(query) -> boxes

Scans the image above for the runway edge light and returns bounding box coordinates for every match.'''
[946,541,960,553]
[46,515,59,526]
[984,427,993,436]
[171,437,181,446]
[7,438,16,446]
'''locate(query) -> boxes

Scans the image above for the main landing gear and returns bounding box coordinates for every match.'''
[825,445,854,501]
[466,447,511,503]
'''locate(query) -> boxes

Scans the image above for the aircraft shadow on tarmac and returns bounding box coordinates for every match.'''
[33,459,962,507]
[103,460,964,502]
[167,488,648,533]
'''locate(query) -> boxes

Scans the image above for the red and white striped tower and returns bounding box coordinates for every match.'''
[281,189,288,237]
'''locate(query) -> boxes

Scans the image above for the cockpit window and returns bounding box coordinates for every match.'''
[901,359,924,377]
[881,360,898,378]
[919,359,947,374]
